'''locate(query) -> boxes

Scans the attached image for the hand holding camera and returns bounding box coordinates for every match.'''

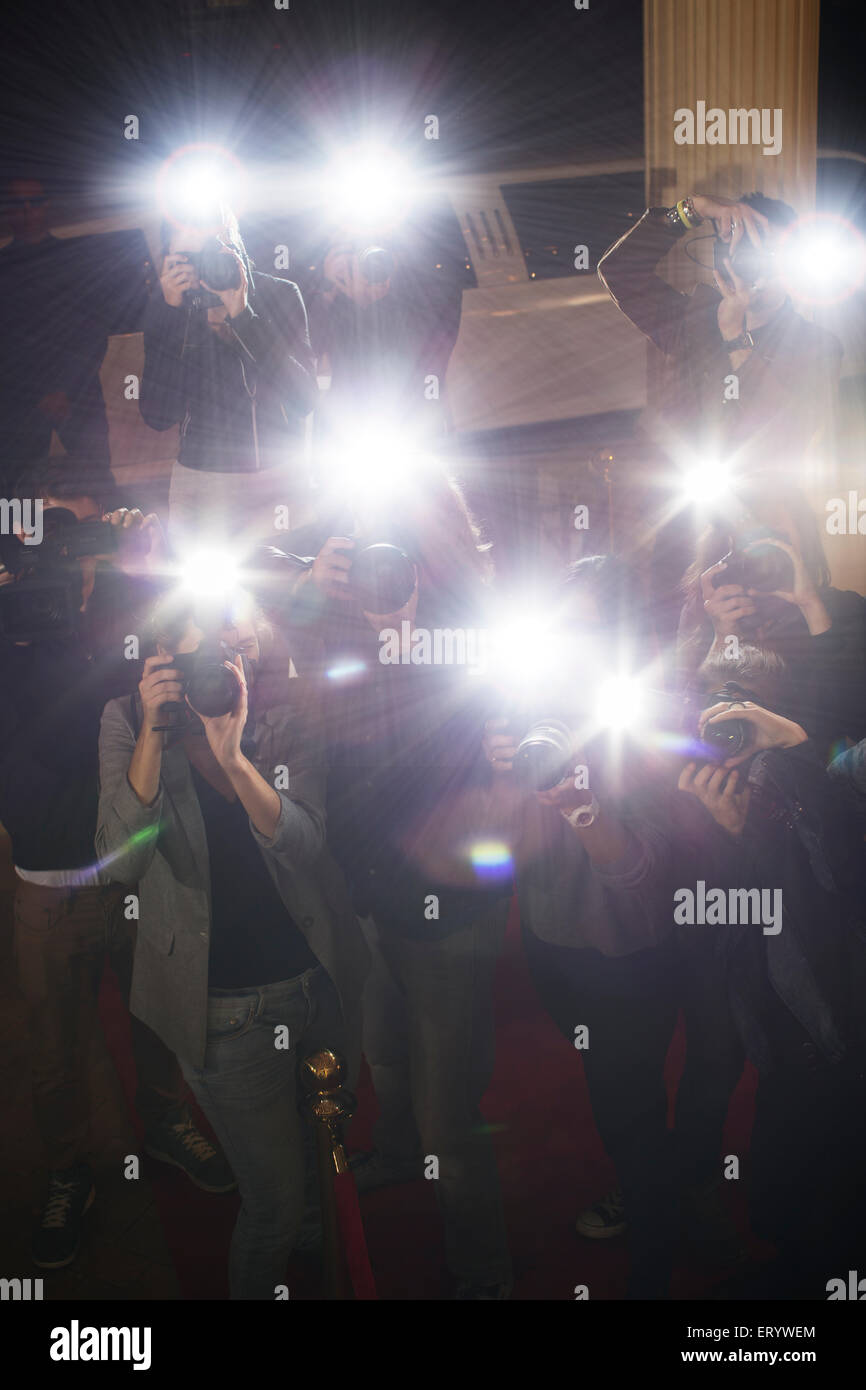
[677,761,751,837]
[699,698,808,768]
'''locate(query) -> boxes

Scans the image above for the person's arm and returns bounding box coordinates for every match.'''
[96,697,165,885]
[139,292,191,430]
[191,658,327,859]
[229,277,318,417]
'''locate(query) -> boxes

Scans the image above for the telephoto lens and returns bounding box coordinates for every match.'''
[350,542,416,614]
[702,717,749,759]
[513,719,574,793]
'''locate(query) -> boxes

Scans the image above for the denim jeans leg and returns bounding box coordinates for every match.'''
[180,974,314,1300]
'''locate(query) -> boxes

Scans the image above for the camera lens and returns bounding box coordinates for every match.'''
[359,246,395,285]
[740,542,794,594]
[186,662,238,718]
[513,719,574,792]
[350,543,415,613]
[702,717,748,758]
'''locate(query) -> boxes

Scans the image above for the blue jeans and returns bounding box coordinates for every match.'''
[181,966,344,1300]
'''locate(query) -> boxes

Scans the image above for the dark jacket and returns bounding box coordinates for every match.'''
[140,271,317,473]
[0,569,153,872]
[576,745,866,1078]
[597,208,842,470]
[676,584,866,752]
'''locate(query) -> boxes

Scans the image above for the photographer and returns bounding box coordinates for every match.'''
[304,223,464,435]
[482,556,745,1297]
[678,482,866,754]
[0,466,230,1271]
[280,470,513,1299]
[0,176,112,494]
[597,191,842,470]
[140,203,317,544]
[672,681,866,1297]
[597,192,843,651]
[95,598,368,1299]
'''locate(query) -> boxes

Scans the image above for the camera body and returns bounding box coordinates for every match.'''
[0,510,119,643]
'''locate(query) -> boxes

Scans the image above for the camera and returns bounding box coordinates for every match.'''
[153,638,244,726]
[325,540,415,613]
[701,717,750,759]
[513,718,575,793]
[176,238,242,306]
[711,537,794,596]
[714,236,776,288]
[0,509,118,643]
[358,245,395,285]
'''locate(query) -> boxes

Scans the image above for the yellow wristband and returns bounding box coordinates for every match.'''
[677,198,700,230]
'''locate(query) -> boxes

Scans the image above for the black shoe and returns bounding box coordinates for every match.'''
[349,1149,421,1195]
[32,1164,95,1270]
[145,1118,237,1193]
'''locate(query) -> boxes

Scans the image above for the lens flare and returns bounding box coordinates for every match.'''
[156,143,247,230]
[468,839,513,881]
[322,144,413,228]
[778,213,866,306]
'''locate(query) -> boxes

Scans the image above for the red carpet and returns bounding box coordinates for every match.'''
[98,898,767,1300]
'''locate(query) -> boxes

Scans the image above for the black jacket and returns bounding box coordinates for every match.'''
[140,271,317,473]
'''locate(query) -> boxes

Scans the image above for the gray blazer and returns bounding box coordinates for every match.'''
[95,688,370,1069]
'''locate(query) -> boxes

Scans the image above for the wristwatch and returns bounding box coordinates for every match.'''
[722,329,756,352]
[561,795,601,830]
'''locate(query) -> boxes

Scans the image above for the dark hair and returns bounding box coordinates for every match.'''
[739,192,798,229]
[31,460,115,511]
[681,482,831,604]
[560,553,658,667]
[158,203,254,283]
[698,644,787,706]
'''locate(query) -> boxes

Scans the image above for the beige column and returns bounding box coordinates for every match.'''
[644,0,820,216]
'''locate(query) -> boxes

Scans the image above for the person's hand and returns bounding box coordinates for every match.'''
[36,391,71,423]
[690,195,770,246]
[700,558,757,636]
[159,252,199,308]
[139,652,185,726]
[715,254,753,341]
[677,761,751,837]
[310,536,356,600]
[535,768,594,815]
[187,655,248,769]
[201,246,248,320]
[322,245,389,308]
[482,717,519,775]
[102,508,167,574]
[699,699,809,768]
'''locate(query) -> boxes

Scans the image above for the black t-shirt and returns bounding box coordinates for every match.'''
[190,765,318,989]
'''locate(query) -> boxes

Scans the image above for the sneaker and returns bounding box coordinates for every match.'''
[576,1187,628,1239]
[349,1149,421,1195]
[145,1118,237,1194]
[454,1277,513,1300]
[32,1163,95,1270]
